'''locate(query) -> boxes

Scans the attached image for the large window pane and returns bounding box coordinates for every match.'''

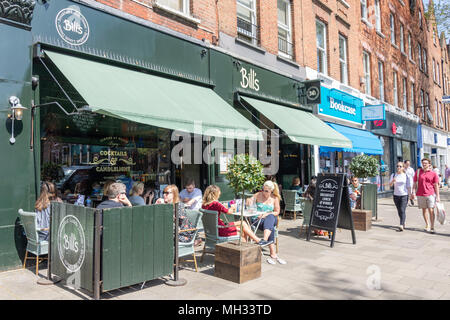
[277,0,288,25]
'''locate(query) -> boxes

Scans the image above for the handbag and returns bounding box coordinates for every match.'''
[436,202,446,225]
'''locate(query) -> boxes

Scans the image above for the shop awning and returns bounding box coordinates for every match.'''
[44,51,262,140]
[319,122,383,155]
[240,96,352,148]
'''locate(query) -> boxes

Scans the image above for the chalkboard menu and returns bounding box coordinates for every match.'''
[306,173,356,247]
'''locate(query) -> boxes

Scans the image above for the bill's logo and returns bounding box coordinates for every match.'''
[58,215,86,273]
[55,6,90,46]
[240,67,260,91]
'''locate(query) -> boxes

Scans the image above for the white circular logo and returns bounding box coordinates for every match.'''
[306,86,320,101]
[55,7,90,46]
[58,215,86,273]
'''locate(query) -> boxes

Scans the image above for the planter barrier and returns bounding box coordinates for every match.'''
[50,202,174,299]
[361,183,378,220]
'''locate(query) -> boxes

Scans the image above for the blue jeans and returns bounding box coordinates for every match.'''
[253,214,277,242]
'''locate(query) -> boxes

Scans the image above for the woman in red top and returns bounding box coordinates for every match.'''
[202,185,262,243]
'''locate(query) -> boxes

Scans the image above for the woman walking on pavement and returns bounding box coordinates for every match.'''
[389,162,412,231]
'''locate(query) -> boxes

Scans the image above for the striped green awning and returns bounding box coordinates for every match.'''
[241,96,352,148]
[44,51,262,140]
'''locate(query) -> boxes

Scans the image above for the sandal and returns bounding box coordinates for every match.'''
[266,258,276,265]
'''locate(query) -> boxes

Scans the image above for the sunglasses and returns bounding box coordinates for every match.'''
[397,165,403,167]
[163,191,172,195]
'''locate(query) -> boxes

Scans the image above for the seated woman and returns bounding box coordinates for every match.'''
[247,180,286,265]
[156,185,196,244]
[35,181,62,241]
[201,185,264,244]
[289,177,303,197]
[128,182,154,206]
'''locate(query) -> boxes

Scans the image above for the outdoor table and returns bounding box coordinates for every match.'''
[229,209,262,241]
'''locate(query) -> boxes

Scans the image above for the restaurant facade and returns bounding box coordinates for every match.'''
[367,109,419,195]
[0,0,353,271]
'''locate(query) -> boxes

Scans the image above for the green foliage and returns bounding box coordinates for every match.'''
[425,0,450,39]
[226,154,265,194]
[349,155,379,179]
[41,162,63,182]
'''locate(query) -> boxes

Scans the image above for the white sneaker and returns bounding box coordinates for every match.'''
[266,258,276,265]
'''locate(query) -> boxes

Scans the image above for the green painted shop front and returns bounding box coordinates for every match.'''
[0,0,315,271]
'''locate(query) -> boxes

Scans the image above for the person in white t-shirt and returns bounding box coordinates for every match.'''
[404,160,415,206]
[389,162,412,232]
[179,179,203,210]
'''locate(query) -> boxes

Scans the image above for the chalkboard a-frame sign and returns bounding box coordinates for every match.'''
[306,173,356,247]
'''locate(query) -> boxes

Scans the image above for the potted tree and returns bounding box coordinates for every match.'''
[214,154,266,283]
[349,155,380,227]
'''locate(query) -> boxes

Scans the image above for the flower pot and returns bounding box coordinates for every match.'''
[214,240,261,284]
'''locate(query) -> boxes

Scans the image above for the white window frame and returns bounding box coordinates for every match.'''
[402,77,407,110]
[393,71,398,107]
[410,83,415,113]
[433,58,436,82]
[420,89,425,119]
[435,99,438,125]
[361,0,367,20]
[157,0,190,16]
[378,61,384,101]
[375,0,381,32]
[390,14,395,45]
[419,10,422,28]
[363,51,371,95]
[316,20,328,75]
[423,49,427,73]
[400,23,405,53]
[339,34,348,85]
[436,62,440,85]
[408,33,412,60]
[418,43,422,70]
[237,0,258,44]
[277,0,292,58]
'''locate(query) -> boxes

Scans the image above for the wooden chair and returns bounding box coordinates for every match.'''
[178,209,202,272]
[199,209,240,262]
[18,209,49,275]
[282,190,304,220]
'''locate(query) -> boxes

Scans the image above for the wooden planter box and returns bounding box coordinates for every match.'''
[215,241,261,284]
[352,209,372,231]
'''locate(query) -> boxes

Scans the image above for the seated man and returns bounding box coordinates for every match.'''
[179,178,202,210]
[96,182,132,209]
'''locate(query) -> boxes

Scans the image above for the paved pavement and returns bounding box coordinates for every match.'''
[1,190,450,300]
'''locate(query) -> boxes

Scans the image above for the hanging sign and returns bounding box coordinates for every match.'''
[306,173,356,248]
[362,104,385,121]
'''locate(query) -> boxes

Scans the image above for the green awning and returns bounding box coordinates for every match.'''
[44,51,262,140]
[241,96,352,148]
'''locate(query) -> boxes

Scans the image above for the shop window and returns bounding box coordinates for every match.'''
[237,0,260,46]
[277,0,293,59]
[316,20,328,75]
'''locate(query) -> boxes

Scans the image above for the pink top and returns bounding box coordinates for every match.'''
[414,169,439,196]
[202,201,237,237]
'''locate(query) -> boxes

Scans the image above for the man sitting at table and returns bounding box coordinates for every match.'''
[179,178,203,210]
[96,182,132,209]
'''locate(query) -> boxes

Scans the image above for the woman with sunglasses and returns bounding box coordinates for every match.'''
[389,162,412,231]
[248,180,286,265]
[156,185,197,244]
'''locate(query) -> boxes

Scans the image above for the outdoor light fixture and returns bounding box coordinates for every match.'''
[8,96,28,144]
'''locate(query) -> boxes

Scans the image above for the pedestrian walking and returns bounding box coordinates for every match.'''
[412,158,441,234]
[389,162,412,231]
[445,164,450,190]
[404,160,415,206]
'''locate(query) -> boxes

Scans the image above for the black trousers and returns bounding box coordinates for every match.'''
[393,195,408,226]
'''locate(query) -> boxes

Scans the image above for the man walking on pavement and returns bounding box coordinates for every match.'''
[404,160,415,206]
[411,158,440,234]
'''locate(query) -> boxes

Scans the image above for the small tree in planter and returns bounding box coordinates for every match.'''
[349,154,379,181]
[349,154,380,220]
[226,154,265,245]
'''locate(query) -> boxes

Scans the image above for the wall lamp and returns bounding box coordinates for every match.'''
[8,96,28,144]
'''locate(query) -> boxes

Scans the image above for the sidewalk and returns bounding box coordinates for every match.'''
[1,190,450,300]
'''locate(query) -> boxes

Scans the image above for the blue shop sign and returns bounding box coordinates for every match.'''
[318,87,363,124]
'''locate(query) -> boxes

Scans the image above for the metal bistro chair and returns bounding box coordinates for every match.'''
[282,190,304,220]
[18,209,49,275]
[251,215,280,254]
[199,208,240,262]
[178,209,203,272]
